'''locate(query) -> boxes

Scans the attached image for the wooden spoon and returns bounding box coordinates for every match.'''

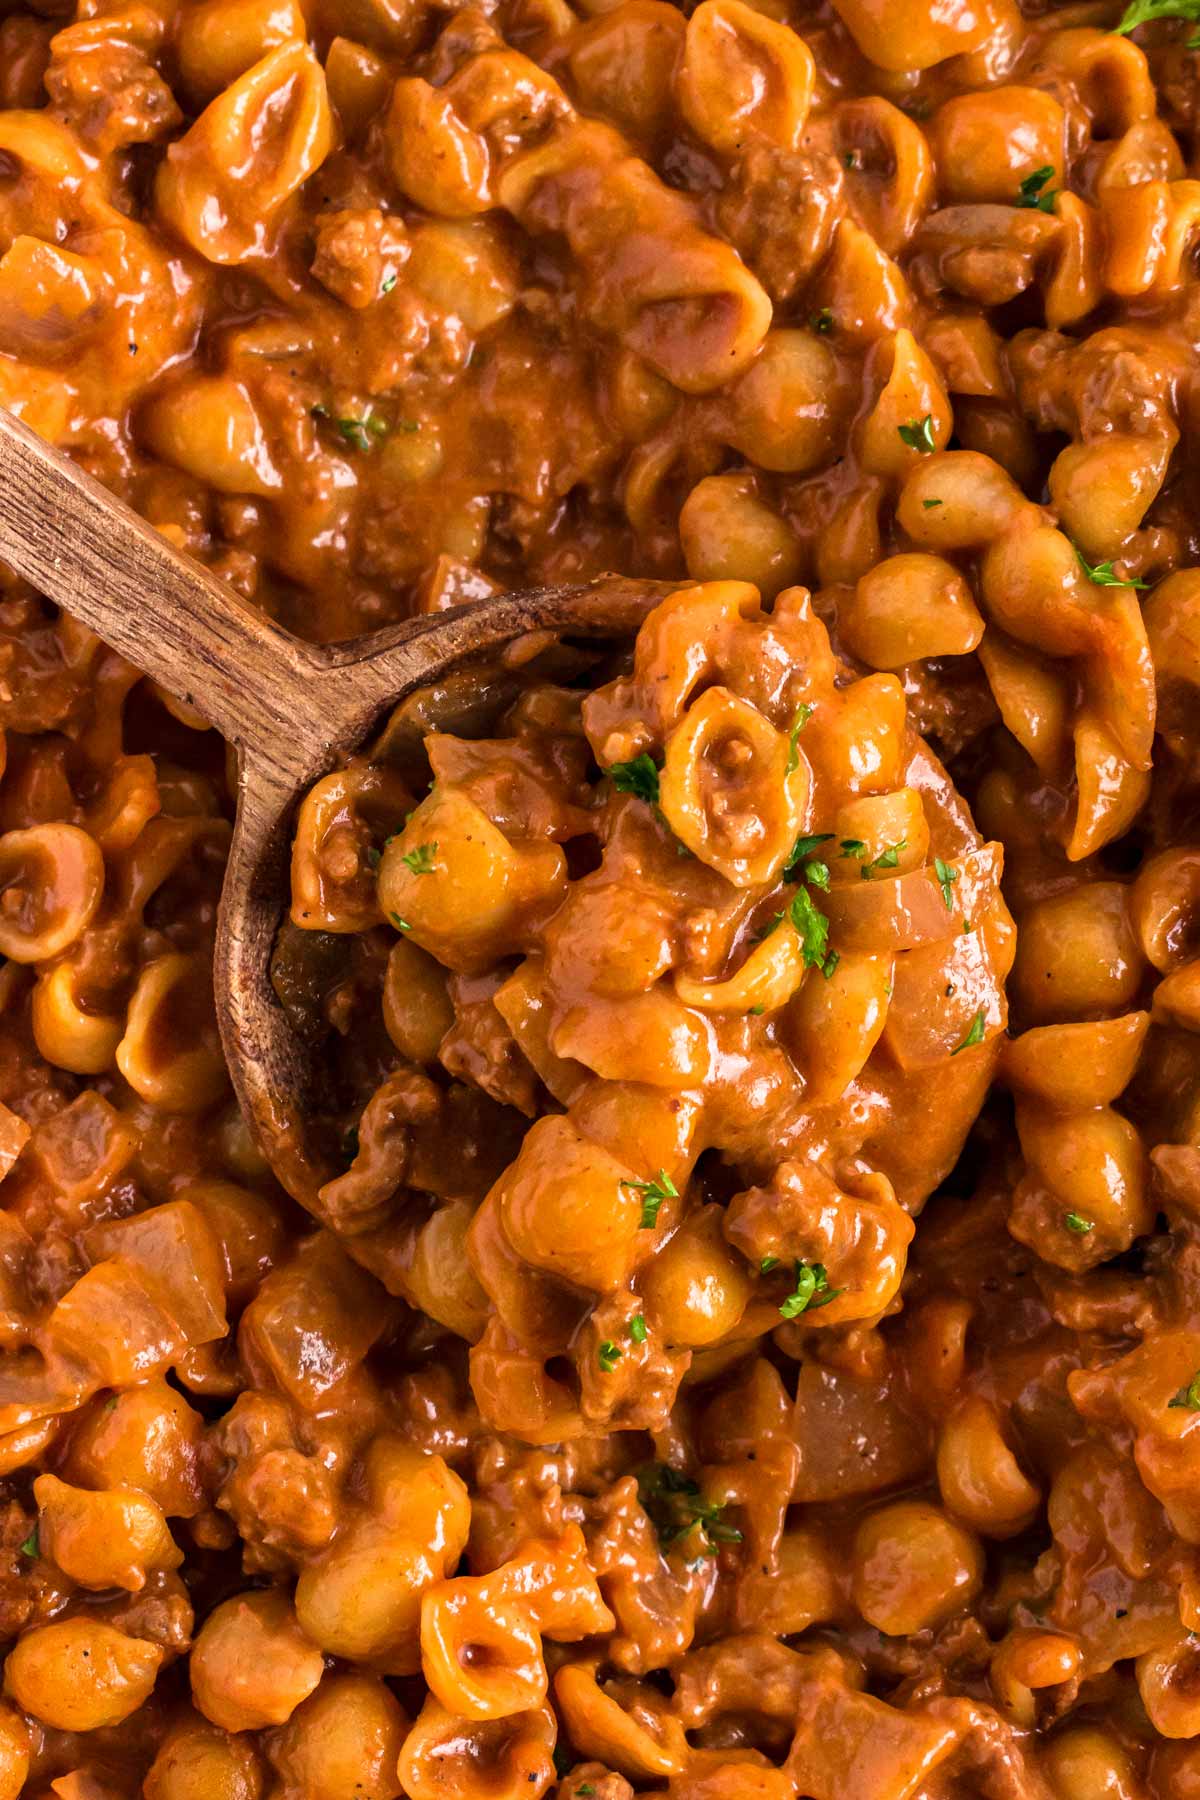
[0,406,660,1209]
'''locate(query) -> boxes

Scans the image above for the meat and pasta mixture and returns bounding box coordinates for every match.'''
[5,0,1200,1790]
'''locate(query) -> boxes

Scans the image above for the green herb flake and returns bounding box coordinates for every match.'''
[365,845,381,870]
[760,1255,780,1272]
[821,949,840,980]
[579,1788,595,1796]
[839,838,867,859]
[622,1169,679,1230]
[779,1260,843,1321]
[609,752,660,804]
[381,272,398,295]
[389,913,412,932]
[1064,1211,1094,1234]
[898,414,937,455]
[1075,547,1148,589]
[862,839,907,880]
[786,704,814,774]
[749,1004,766,1015]
[922,497,944,508]
[789,885,831,970]
[803,859,830,890]
[934,857,960,911]
[1015,165,1058,213]
[19,1530,36,1558]
[1115,0,1200,41]
[326,411,389,452]
[786,832,835,872]
[637,1465,743,1555]
[401,841,438,876]
[952,1007,987,1055]
[629,1314,647,1344]
[598,1339,622,1373]
[1169,1368,1200,1410]
[811,307,834,335]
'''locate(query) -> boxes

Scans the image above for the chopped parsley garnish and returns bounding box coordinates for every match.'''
[811,307,834,334]
[1015,165,1058,212]
[934,857,960,910]
[786,704,814,774]
[1169,1369,1200,1410]
[822,950,840,980]
[1075,548,1148,589]
[637,1465,744,1554]
[381,272,398,294]
[622,1169,678,1229]
[923,498,943,508]
[862,839,907,879]
[579,1789,595,1796]
[598,1339,622,1372]
[312,405,389,451]
[1115,0,1200,42]
[401,841,438,876]
[779,1260,843,1320]
[952,1008,987,1055]
[340,414,388,451]
[840,838,867,859]
[786,835,833,890]
[365,845,381,869]
[760,1255,780,1272]
[609,753,660,804]
[787,832,835,871]
[389,913,412,932]
[19,1531,36,1558]
[1064,1211,1094,1234]
[629,1314,647,1344]
[789,886,831,970]
[749,1003,765,1015]
[898,414,937,454]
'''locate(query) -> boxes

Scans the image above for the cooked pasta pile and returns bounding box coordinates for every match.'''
[0,0,1199,1794]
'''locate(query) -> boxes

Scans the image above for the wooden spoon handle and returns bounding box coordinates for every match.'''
[0,406,329,777]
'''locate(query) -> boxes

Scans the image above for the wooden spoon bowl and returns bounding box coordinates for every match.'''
[0,407,664,1209]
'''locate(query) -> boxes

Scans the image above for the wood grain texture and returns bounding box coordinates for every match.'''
[0,405,331,785]
[0,405,670,1208]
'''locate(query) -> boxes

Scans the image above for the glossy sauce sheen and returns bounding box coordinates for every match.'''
[0,0,1199,1795]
